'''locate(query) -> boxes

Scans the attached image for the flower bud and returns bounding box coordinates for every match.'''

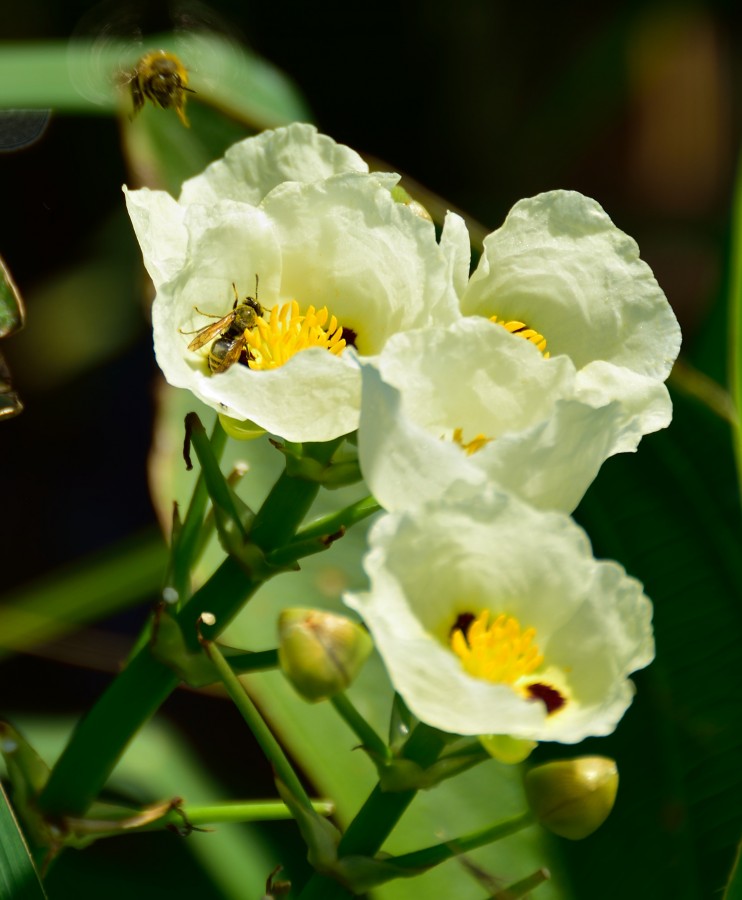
[523,756,618,840]
[218,413,266,441]
[278,608,372,702]
[479,734,537,764]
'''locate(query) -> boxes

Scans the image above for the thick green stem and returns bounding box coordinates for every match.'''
[38,650,180,817]
[172,416,227,602]
[298,724,447,899]
[38,436,343,818]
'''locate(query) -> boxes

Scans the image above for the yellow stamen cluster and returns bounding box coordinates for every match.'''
[490,315,549,357]
[245,301,347,370]
[450,611,543,684]
[452,427,492,456]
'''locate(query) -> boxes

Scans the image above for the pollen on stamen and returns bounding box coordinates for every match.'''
[244,300,347,371]
[450,610,544,685]
[452,427,492,456]
[490,315,550,357]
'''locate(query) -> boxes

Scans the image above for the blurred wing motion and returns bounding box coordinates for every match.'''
[67,0,248,119]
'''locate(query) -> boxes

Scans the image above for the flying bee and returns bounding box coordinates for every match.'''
[128,50,195,126]
[183,277,263,374]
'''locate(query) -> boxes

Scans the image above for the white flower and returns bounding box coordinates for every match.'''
[444,190,681,452]
[345,485,654,744]
[124,124,459,442]
[358,318,637,513]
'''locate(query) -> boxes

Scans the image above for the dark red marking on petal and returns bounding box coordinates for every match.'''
[526,682,566,715]
[450,612,476,643]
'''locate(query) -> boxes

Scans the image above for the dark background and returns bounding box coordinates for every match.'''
[0,2,739,897]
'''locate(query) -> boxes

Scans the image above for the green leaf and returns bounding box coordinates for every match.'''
[569,388,742,898]
[725,841,742,900]
[0,782,47,900]
[728,148,742,485]
[0,529,166,658]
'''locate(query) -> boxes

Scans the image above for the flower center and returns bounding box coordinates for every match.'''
[452,427,492,456]
[490,315,549,357]
[450,611,543,683]
[450,610,567,714]
[244,301,347,370]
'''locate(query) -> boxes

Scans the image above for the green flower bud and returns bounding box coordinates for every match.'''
[278,608,372,702]
[479,734,537,764]
[218,413,266,440]
[524,756,618,840]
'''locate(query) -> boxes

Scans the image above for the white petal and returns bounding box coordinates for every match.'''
[439,210,471,300]
[462,190,681,379]
[123,186,187,290]
[575,360,673,452]
[260,174,460,353]
[179,123,369,207]
[358,319,628,512]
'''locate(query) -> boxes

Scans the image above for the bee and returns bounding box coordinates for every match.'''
[184,277,264,374]
[129,50,195,126]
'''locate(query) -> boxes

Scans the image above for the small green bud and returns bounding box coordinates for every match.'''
[218,413,265,440]
[479,734,537,764]
[278,608,372,702]
[524,756,618,840]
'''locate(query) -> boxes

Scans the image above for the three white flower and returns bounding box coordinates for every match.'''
[126,123,680,746]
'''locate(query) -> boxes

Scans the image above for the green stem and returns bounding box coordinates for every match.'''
[69,798,335,841]
[492,867,550,900]
[330,694,390,763]
[266,496,381,568]
[389,810,534,871]
[38,438,343,818]
[185,413,248,540]
[225,648,279,674]
[172,416,226,603]
[38,651,180,817]
[295,496,380,541]
[203,633,313,812]
[298,724,447,899]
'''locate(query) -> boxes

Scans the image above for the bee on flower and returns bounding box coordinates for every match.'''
[124,123,460,442]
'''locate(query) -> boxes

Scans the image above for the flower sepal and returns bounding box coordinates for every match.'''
[276,439,362,488]
[375,735,489,793]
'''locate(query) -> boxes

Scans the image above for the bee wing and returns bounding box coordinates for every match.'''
[186,313,234,351]
[210,337,245,374]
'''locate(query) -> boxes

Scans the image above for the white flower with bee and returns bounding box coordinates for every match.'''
[124,123,460,442]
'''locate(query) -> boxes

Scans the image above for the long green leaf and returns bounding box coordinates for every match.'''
[728,148,742,489]
[0,530,165,657]
[570,388,742,899]
[0,782,47,900]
